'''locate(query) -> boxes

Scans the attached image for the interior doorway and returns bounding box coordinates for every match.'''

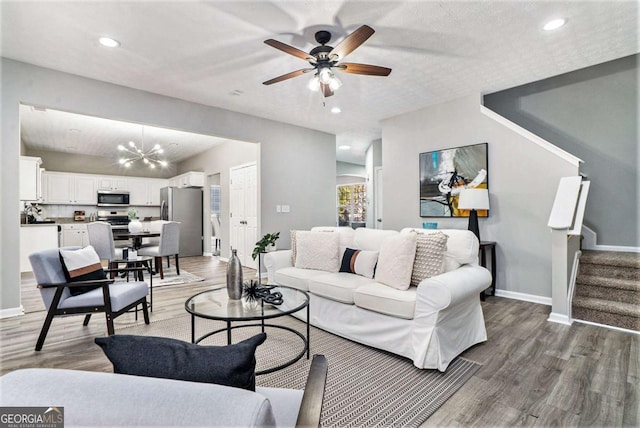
[229,162,258,268]
[209,173,221,256]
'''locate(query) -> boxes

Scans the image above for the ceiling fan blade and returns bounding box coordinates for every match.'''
[263,68,314,85]
[329,25,375,60]
[337,62,392,76]
[264,39,315,62]
[321,83,334,97]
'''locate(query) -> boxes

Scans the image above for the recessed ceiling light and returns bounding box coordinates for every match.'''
[68,128,81,133]
[331,107,341,114]
[230,89,244,96]
[338,145,351,150]
[99,36,120,48]
[543,18,566,31]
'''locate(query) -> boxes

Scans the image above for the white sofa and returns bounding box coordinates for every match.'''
[264,227,492,372]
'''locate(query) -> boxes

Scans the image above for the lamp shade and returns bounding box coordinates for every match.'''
[457,188,490,211]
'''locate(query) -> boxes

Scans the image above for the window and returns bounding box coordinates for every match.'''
[337,184,366,226]
[210,185,221,216]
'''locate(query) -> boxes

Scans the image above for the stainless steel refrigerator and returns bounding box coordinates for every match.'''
[160,187,203,257]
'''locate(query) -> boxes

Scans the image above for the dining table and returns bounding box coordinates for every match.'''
[113,231,161,250]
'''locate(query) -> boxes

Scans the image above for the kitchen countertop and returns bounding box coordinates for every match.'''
[20,217,161,226]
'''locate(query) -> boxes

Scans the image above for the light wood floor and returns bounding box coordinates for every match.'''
[2,256,638,427]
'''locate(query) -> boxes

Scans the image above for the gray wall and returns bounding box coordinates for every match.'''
[1,58,336,314]
[381,94,579,299]
[484,54,639,247]
[24,148,178,178]
[178,140,257,258]
[336,161,366,176]
[365,139,382,228]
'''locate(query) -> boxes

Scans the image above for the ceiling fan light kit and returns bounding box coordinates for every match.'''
[263,25,391,97]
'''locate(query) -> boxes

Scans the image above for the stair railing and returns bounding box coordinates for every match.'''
[547,176,590,325]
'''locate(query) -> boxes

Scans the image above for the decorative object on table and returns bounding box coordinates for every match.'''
[252,232,280,283]
[226,248,243,299]
[457,188,490,241]
[24,203,44,223]
[127,207,142,233]
[419,142,488,217]
[242,280,283,306]
[422,222,438,229]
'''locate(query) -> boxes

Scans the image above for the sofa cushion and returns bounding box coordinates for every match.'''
[95,333,266,391]
[353,283,417,320]
[59,245,107,295]
[294,230,340,272]
[410,231,448,286]
[311,226,355,254]
[339,248,379,279]
[374,233,417,290]
[353,228,398,251]
[274,267,326,291]
[308,273,375,304]
[401,228,479,271]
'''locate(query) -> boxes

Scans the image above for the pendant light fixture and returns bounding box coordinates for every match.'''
[117,126,168,169]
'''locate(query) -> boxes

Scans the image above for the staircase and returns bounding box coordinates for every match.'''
[573,250,640,331]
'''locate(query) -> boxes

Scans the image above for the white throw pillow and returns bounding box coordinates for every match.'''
[410,231,448,286]
[294,231,340,272]
[374,233,417,290]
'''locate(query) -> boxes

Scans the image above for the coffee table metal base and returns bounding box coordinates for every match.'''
[191,318,309,375]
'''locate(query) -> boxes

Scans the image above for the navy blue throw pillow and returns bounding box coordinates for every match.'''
[95,333,266,391]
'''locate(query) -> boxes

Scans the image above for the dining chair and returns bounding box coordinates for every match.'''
[87,221,124,275]
[211,214,221,256]
[28,246,150,351]
[138,221,180,279]
[138,220,166,249]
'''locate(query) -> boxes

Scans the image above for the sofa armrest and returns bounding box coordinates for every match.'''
[415,264,492,312]
[264,250,293,284]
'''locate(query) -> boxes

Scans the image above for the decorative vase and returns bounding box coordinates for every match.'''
[226,248,243,300]
[128,219,142,233]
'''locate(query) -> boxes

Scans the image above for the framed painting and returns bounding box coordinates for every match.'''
[419,142,488,217]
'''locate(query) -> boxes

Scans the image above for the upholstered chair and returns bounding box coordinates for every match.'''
[28,247,149,351]
[138,221,180,279]
[87,221,124,273]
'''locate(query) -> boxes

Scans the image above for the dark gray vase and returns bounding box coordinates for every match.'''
[226,248,243,300]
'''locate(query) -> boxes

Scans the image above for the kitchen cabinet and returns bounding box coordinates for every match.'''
[43,172,97,205]
[20,225,58,272]
[97,176,129,191]
[20,156,43,201]
[170,171,205,188]
[128,178,168,206]
[60,223,89,247]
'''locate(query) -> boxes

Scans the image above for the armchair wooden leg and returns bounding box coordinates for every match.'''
[35,287,65,351]
[142,300,150,325]
[83,314,92,326]
[175,255,180,276]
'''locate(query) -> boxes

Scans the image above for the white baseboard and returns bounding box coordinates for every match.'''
[203,252,213,257]
[588,244,640,253]
[0,306,24,319]
[547,312,572,325]
[494,289,552,306]
[582,226,640,253]
[573,319,640,335]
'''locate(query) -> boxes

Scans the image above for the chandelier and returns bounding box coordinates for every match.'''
[117,127,167,169]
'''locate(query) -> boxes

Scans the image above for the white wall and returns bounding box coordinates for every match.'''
[1,58,336,314]
[381,95,579,298]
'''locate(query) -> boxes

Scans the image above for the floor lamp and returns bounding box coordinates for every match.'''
[458,188,490,242]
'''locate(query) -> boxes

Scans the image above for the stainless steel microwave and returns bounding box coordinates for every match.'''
[97,190,130,207]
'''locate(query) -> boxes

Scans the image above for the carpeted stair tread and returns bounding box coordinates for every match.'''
[580,250,640,269]
[573,296,639,318]
[578,263,640,280]
[576,274,640,292]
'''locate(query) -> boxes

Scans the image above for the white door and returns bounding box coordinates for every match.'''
[229,163,258,269]
[374,167,383,229]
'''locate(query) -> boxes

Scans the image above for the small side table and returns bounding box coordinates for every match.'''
[479,241,496,301]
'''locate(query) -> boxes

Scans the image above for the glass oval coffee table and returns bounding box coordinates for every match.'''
[185,285,309,375]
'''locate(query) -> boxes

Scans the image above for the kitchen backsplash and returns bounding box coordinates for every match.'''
[38,204,160,220]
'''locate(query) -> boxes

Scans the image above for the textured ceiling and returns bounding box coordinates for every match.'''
[2,1,638,165]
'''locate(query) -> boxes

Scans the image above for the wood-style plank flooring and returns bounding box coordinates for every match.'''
[2,256,637,427]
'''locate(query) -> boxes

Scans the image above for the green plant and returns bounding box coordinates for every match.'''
[252,232,280,260]
[128,207,138,220]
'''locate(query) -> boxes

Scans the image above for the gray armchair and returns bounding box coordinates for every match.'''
[28,247,150,351]
[138,221,180,279]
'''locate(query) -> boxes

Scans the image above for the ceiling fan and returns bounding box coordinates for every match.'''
[262,25,391,97]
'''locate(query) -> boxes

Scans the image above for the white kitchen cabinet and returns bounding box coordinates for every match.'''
[128,178,168,206]
[170,171,205,188]
[43,172,97,205]
[60,223,89,247]
[20,156,43,201]
[20,225,58,272]
[96,176,129,191]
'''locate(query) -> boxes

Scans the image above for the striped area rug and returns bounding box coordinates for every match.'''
[120,314,480,427]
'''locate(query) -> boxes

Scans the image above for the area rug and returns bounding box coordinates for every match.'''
[152,267,204,287]
[119,314,480,427]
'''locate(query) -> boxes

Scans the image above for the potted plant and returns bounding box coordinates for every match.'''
[252,232,280,260]
[127,207,142,233]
